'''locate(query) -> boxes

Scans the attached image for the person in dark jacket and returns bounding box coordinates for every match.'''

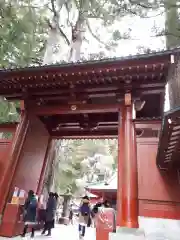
[78,196,91,239]
[69,205,73,225]
[21,190,38,238]
[54,192,59,201]
[53,192,59,227]
[42,192,57,236]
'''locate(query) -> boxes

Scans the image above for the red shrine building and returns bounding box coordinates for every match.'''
[0,49,180,238]
[86,172,117,206]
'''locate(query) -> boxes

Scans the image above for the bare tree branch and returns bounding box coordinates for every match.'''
[50,0,71,45]
[129,0,180,9]
[154,30,180,39]
[128,0,154,9]
[86,20,110,48]
[121,4,165,18]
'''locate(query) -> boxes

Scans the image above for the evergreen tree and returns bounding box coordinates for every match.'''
[0,0,47,67]
[48,139,117,196]
[0,0,47,125]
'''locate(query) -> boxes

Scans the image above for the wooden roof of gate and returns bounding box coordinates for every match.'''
[0,49,178,99]
[0,49,178,138]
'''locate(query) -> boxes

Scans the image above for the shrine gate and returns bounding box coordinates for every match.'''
[0,49,180,237]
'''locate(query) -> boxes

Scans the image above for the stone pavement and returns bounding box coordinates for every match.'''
[1,217,180,239]
[0,224,96,240]
[139,217,180,240]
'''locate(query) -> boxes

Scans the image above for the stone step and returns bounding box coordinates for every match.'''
[109,227,145,240]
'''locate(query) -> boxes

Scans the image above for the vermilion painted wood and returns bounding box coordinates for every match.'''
[36,138,51,196]
[0,51,172,98]
[116,105,138,228]
[52,135,117,139]
[0,114,49,237]
[0,204,23,237]
[137,139,180,219]
[116,107,124,226]
[0,123,17,132]
[32,103,121,115]
[139,200,180,219]
[11,114,49,194]
[0,112,29,215]
[0,140,12,194]
[137,140,180,202]
[1,50,180,237]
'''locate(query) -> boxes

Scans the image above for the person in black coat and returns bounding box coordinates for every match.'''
[69,205,73,225]
[21,190,38,238]
[42,192,57,236]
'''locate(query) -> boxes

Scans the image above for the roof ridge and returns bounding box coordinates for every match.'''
[1,47,180,72]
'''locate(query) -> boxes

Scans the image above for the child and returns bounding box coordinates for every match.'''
[78,196,90,239]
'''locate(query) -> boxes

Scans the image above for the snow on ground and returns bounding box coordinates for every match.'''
[0,224,96,240]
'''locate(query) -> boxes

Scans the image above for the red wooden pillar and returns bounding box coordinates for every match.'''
[116,102,138,228]
[36,138,52,196]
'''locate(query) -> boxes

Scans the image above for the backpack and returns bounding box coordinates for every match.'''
[80,204,90,216]
[29,198,37,209]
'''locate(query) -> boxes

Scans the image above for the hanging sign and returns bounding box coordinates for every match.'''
[19,190,26,205]
[11,187,19,204]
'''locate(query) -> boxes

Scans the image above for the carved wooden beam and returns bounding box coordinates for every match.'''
[52,135,117,139]
[3,81,165,100]
[50,127,159,139]
[51,129,117,138]
[0,59,168,82]
[134,120,161,130]
[14,71,165,86]
[0,123,18,132]
[31,103,121,115]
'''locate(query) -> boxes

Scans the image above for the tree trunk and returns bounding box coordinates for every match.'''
[165,0,180,49]
[59,195,71,224]
[43,28,61,64]
[68,20,85,61]
[42,140,57,197]
[68,0,89,62]
[165,0,180,111]
[62,195,71,218]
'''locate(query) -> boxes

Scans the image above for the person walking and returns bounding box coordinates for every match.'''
[69,205,73,225]
[21,190,38,238]
[78,196,91,240]
[42,192,57,236]
[53,192,59,226]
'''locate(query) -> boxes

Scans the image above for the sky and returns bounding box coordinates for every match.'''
[115,15,165,55]
[82,12,166,58]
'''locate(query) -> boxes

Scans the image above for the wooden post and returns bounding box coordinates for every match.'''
[36,138,52,196]
[117,106,125,226]
[116,103,138,228]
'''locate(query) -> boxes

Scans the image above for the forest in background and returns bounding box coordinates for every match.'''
[43,139,117,196]
[0,0,180,196]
